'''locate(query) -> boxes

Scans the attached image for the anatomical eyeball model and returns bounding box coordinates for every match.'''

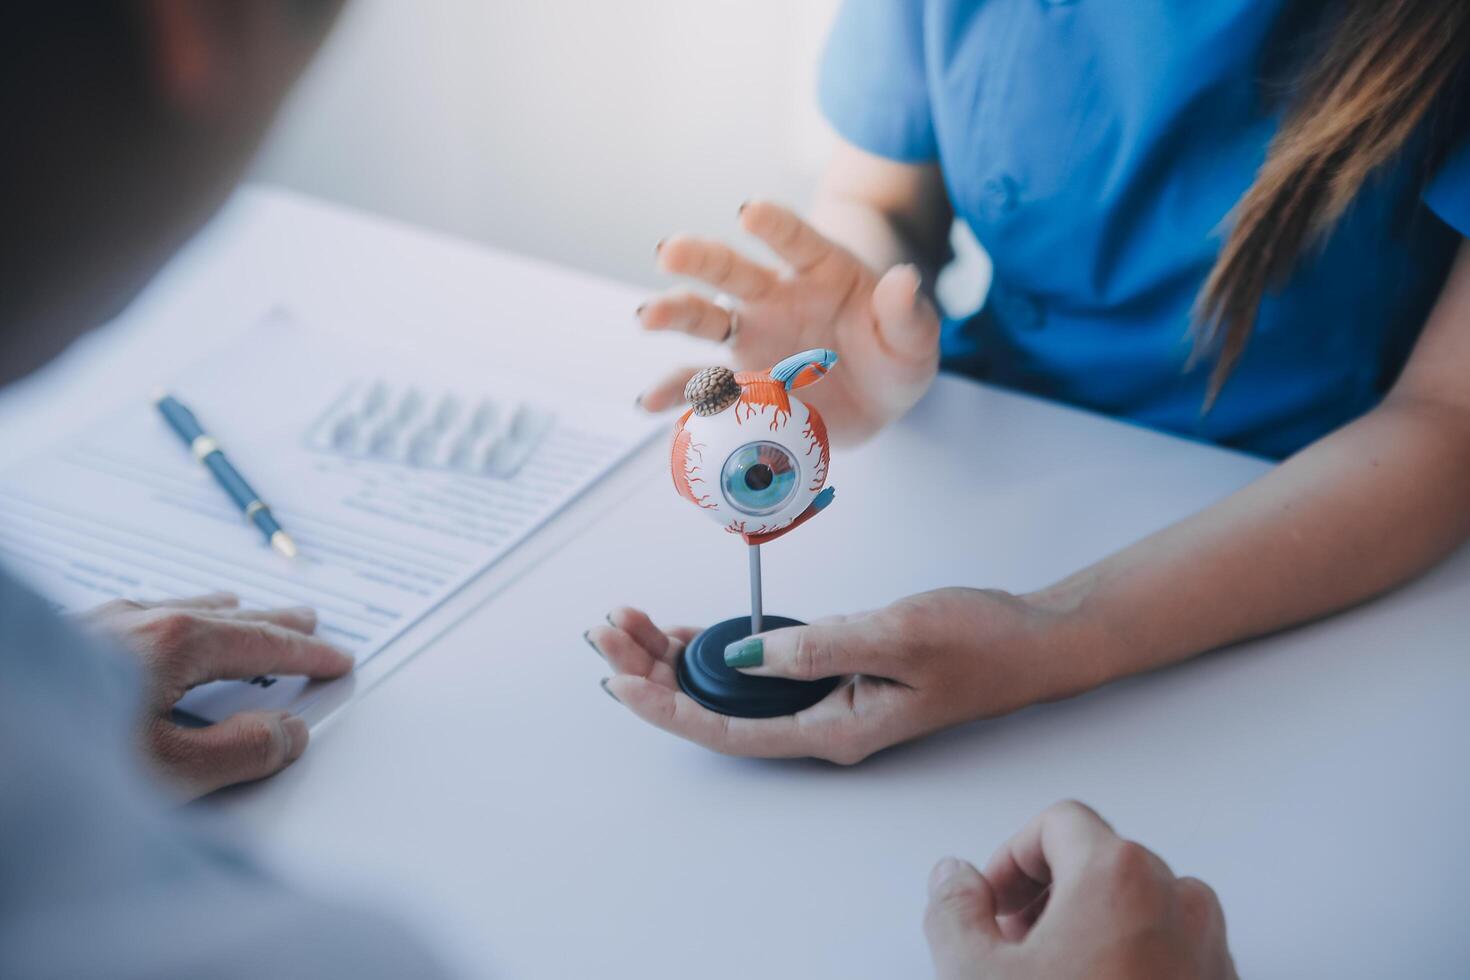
[670,348,837,545]
[667,348,841,720]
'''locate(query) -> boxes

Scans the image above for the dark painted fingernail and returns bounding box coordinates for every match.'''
[737,200,749,216]
[724,636,764,668]
[600,677,620,703]
[633,394,645,410]
[605,611,618,627]
[635,302,647,317]
[655,238,666,255]
[583,630,606,661]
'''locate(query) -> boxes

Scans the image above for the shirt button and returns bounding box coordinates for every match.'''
[1014,294,1046,330]
[991,285,1046,330]
[978,175,1019,221]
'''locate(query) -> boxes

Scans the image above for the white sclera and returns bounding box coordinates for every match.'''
[680,392,826,536]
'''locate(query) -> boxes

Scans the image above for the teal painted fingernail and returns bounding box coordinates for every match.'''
[724,637,764,668]
[600,677,620,703]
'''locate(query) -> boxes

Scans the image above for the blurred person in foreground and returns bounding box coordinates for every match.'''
[0,4,439,977]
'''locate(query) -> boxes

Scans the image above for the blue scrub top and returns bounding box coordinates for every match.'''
[820,0,1470,458]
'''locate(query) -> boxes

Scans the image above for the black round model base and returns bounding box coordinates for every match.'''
[677,615,839,719]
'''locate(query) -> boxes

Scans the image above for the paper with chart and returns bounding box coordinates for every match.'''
[0,311,660,721]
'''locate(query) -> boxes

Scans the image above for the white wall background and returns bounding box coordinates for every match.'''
[251,0,842,290]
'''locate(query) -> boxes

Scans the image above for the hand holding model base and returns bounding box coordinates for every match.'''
[678,615,838,718]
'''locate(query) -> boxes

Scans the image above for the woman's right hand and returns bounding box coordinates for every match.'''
[636,200,941,444]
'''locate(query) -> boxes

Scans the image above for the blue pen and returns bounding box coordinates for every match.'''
[154,392,299,558]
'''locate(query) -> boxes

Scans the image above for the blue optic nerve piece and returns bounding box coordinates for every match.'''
[770,349,838,389]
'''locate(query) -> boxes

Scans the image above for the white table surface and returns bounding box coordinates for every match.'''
[6,187,1468,979]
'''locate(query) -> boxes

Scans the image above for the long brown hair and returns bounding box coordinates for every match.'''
[1194,0,1470,407]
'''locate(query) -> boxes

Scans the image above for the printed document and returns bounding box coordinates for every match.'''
[0,311,659,720]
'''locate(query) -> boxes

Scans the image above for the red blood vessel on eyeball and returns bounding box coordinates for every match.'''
[670,348,838,545]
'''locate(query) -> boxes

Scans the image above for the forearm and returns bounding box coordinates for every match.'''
[1029,395,1470,688]
[809,191,940,278]
[808,142,953,283]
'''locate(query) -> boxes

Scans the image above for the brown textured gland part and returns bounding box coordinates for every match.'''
[684,366,742,416]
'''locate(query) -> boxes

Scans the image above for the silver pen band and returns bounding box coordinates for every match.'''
[190,435,220,461]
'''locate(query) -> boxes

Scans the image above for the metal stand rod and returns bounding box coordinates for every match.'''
[748,543,763,634]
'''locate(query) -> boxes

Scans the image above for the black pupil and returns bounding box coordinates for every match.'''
[745,463,774,491]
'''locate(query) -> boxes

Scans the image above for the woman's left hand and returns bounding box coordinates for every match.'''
[587,588,1096,764]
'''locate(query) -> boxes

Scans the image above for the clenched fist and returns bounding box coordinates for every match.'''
[924,801,1237,980]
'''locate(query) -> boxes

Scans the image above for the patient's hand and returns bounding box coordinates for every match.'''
[636,200,940,444]
[82,592,354,800]
[924,801,1237,980]
[588,588,1087,765]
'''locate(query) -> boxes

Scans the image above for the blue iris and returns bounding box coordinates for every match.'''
[721,441,798,516]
